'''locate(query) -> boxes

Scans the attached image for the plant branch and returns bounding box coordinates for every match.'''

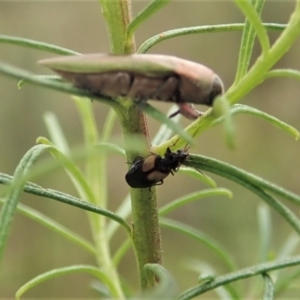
[138,23,286,53]
[178,255,300,299]
[0,173,132,235]
[184,155,300,206]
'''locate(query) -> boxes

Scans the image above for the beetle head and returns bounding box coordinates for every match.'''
[157,147,189,173]
[208,75,224,105]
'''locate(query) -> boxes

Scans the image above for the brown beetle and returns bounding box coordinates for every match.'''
[39,54,224,119]
[125,146,189,188]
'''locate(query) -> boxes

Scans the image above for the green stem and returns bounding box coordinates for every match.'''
[99,0,135,53]
[121,112,162,289]
[178,255,300,299]
[100,0,163,291]
[78,99,119,296]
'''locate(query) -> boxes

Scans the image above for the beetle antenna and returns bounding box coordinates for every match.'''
[168,109,180,118]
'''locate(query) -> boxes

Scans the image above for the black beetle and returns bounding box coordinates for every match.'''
[125,146,189,188]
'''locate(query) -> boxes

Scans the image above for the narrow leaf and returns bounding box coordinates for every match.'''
[213,95,235,148]
[0,34,79,55]
[38,138,97,203]
[0,173,131,235]
[265,68,300,81]
[184,154,300,206]
[18,75,62,88]
[233,0,270,55]
[263,273,274,300]
[160,218,236,271]
[143,263,177,298]
[274,267,300,295]
[73,96,106,208]
[277,233,300,261]
[271,233,300,285]
[15,265,116,300]
[258,204,272,262]
[152,105,182,146]
[185,155,300,236]
[229,104,299,140]
[107,195,131,240]
[142,103,194,144]
[43,112,70,154]
[101,108,118,141]
[0,199,96,255]
[159,188,232,216]
[0,145,48,265]
[234,0,267,83]
[127,0,170,38]
[138,23,285,54]
[178,255,300,299]
[112,238,132,266]
[178,166,217,188]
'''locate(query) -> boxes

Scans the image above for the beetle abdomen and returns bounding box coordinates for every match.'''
[125,155,168,188]
[56,70,181,102]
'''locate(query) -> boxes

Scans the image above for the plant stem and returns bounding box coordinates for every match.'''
[121,110,162,289]
[100,0,163,290]
[100,0,135,53]
[179,255,300,299]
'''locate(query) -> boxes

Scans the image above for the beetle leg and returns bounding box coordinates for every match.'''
[152,76,179,101]
[72,72,132,98]
[134,97,147,107]
[168,103,202,120]
[169,139,180,149]
[126,156,144,165]
[176,103,202,120]
[128,75,164,100]
[155,180,164,185]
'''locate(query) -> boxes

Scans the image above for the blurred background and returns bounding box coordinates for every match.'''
[0,0,300,298]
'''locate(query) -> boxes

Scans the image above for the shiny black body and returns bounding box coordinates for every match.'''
[159,147,189,174]
[125,147,189,188]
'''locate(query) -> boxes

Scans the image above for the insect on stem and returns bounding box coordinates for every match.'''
[38,53,224,120]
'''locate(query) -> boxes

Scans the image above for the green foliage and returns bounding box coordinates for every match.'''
[1,0,300,299]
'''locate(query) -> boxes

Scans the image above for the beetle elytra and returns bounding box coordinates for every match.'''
[39,54,224,119]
